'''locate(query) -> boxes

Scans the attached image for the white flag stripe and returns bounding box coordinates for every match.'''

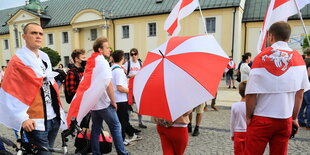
[0,90,30,131]
[167,35,228,58]
[164,59,213,120]
[75,55,111,123]
[257,0,310,53]
[164,0,199,36]
[246,66,309,95]
[134,59,162,111]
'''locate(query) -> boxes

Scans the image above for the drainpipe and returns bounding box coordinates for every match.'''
[231,7,237,58]
[112,19,116,49]
[244,22,247,55]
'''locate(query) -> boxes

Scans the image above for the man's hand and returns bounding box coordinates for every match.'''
[22,119,36,132]
[246,117,252,125]
[292,119,300,134]
[111,102,118,111]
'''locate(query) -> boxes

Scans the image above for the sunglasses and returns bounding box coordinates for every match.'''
[130,53,138,56]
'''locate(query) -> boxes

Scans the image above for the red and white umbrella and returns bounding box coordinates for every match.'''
[133,35,229,121]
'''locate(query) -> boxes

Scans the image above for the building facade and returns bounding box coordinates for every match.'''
[0,0,309,67]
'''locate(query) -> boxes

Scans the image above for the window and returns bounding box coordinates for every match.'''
[64,56,70,67]
[62,32,69,43]
[90,29,97,41]
[48,34,53,45]
[122,25,129,38]
[148,23,156,37]
[206,17,216,33]
[14,29,19,48]
[4,39,9,49]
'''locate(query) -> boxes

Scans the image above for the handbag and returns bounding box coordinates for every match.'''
[74,129,113,154]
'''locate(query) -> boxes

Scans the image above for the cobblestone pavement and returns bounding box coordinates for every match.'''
[1,80,310,154]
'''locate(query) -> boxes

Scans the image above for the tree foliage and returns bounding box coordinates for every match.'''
[303,35,310,50]
[40,47,61,67]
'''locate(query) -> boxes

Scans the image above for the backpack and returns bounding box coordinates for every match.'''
[126,59,142,76]
[64,69,80,104]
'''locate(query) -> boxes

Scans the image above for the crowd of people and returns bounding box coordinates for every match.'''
[0,21,309,155]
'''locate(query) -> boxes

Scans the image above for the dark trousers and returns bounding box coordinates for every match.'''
[116,102,135,139]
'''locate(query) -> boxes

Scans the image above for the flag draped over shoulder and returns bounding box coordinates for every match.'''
[257,0,310,52]
[0,46,66,131]
[67,52,111,126]
[164,0,199,36]
[246,47,309,94]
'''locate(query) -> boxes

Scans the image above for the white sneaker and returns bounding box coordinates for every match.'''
[128,134,142,142]
[124,139,135,146]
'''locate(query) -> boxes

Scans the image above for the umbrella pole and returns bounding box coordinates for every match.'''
[197,1,208,34]
[293,0,310,48]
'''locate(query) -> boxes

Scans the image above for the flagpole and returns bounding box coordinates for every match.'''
[293,0,310,48]
[197,1,207,34]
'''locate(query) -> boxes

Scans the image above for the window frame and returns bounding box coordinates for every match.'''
[48,33,54,45]
[4,39,9,50]
[62,31,69,43]
[205,17,216,33]
[148,22,157,37]
[122,25,129,39]
[90,29,97,41]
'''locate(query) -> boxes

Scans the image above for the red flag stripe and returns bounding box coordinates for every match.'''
[66,52,99,126]
[180,0,194,11]
[139,60,172,120]
[273,0,290,9]
[2,56,43,106]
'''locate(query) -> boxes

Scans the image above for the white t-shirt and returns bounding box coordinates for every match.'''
[38,57,56,120]
[111,64,128,102]
[92,57,113,110]
[124,60,142,76]
[240,63,250,82]
[230,101,247,136]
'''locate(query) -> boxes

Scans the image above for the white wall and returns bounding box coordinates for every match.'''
[247,27,261,57]
[1,39,11,65]
[199,15,222,44]
[146,22,158,51]
[59,31,72,64]
[83,27,102,57]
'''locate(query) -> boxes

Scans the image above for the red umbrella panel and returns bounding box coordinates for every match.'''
[133,35,229,121]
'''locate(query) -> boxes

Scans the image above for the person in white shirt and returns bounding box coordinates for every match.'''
[245,22,309,155]
[240,55,251,82]
[124,48,147,128]
[90,38,129,155]
[230,81,247,155]
[111,50,142,146]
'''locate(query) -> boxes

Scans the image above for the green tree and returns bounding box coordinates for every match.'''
[40,47,61,67]
[303,35,310,50]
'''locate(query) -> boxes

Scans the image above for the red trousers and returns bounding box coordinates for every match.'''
[156,125,188,155]
[234,132,246,155]
[245,116,292,155]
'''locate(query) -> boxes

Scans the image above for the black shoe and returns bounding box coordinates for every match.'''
[133,128,141,134]
[188,124,192,133]
[139,124,147,128]
[192,127,200,136]
[299,122,306,127]
[233,86,237,89]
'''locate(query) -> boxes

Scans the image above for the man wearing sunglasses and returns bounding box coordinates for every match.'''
[124,48,147,129]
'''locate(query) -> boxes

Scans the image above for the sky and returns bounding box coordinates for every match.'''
[0,0,48,10]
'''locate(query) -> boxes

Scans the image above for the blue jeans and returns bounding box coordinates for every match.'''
[91,105,128,155]
[0,141,5,151]
[298,90,310,126]
[26,117,60,155]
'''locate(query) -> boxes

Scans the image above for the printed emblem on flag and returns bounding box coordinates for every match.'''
[260,49,293,76]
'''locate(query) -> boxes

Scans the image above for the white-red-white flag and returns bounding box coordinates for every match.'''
[164,0,199,36]
[257,0,310,53]
[67,52,112,126]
